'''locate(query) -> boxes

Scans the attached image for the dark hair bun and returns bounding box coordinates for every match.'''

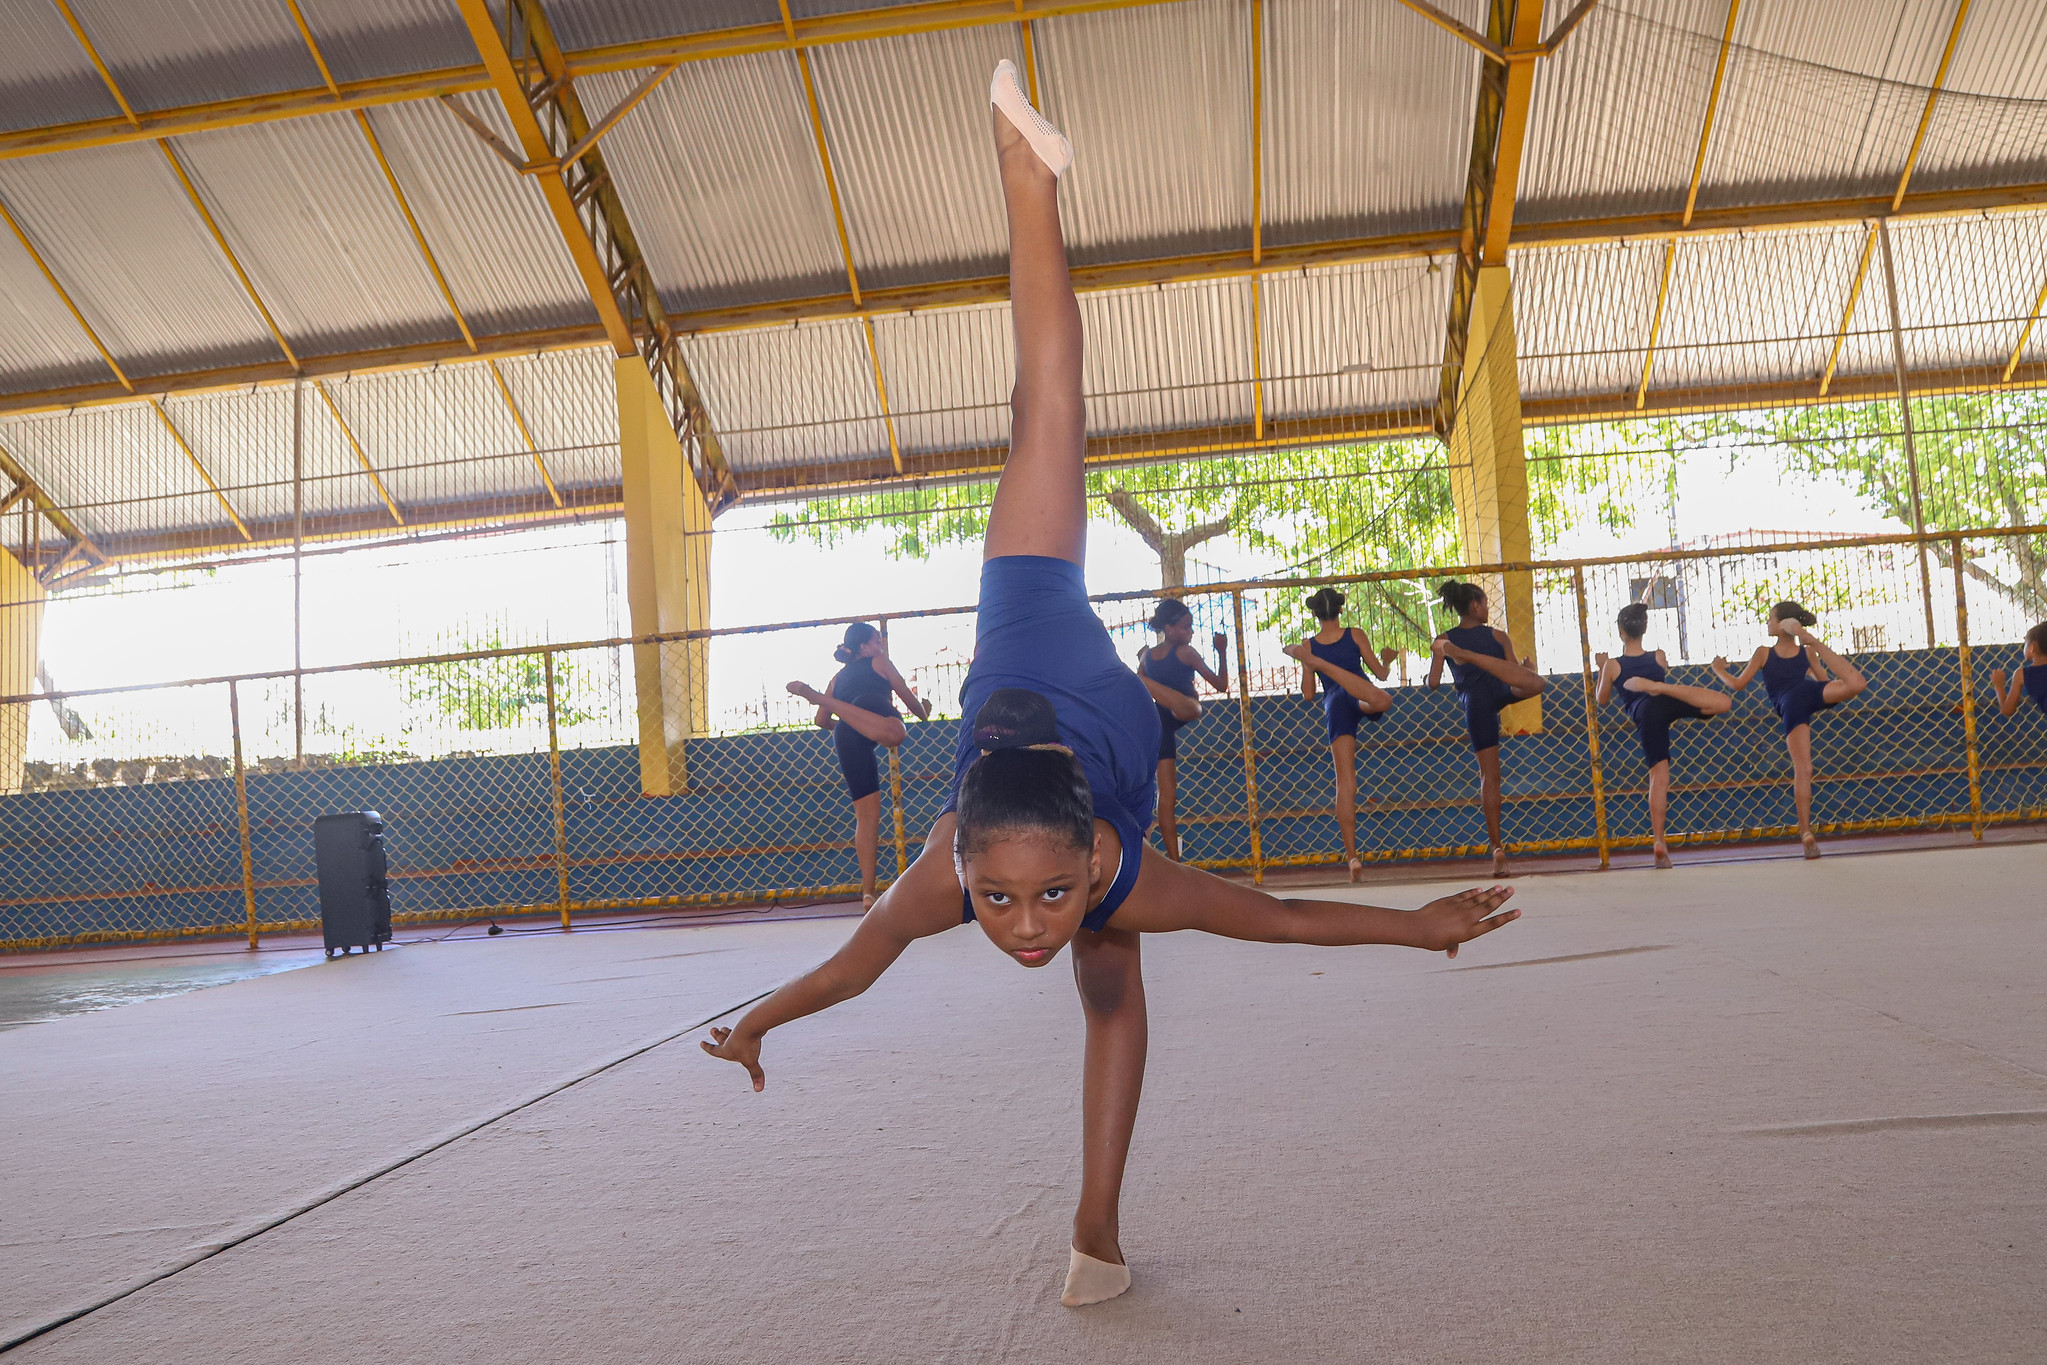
[1149,598,1192,631]
[1438,580,1483,615]
[969,687,1061,752]
[1305,587,1346,619]
[1616,602,1650,638]
[1770,600,1818,628]
[835,621,879,664]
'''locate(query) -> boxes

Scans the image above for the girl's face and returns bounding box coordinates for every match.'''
[858,635,887,659]
[960,831,1098,968]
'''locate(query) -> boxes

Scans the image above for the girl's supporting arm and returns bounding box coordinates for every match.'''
[1111,849,1517,958]
[1711,647,1765,690]
[702,824,964,1088]
[1989,666,2025,717]
[1426,638,1448,689]
[875,653,933,721]
[1592,655,1617,706]
[1183,642,1230,695]
[1353,629,1395,681]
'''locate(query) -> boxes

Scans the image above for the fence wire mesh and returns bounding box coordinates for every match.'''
[5,529,2044,952]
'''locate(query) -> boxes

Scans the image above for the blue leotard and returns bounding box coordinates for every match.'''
[1444,624,1515,752]
[1612,650,1705,767]
[1139,643,1199,760]
[950,557,1157,932]
[1760,646,1834,735]
[828,656,897,800]
[1309,629,1384,742]
[2025,663,2047,717]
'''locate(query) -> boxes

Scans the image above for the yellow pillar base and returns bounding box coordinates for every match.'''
[1448,263,1541,733]
[1,548,48,796]
[617,358,713,797]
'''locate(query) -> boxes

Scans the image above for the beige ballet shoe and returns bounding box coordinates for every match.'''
[861,892,876,910]
[991,58,1072,177]
[1348,857,1363,884]
[1062,1246,1131,1307]
[1653,845,1673,870]
[1802,834,1822,860]
[1490,845,1509,877]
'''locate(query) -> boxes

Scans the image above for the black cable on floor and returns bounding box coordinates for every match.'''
[0,985,777,1355]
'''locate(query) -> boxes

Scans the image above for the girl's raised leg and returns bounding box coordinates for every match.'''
[1629,678,1732,715]
[1285,645,1392,712]
[1805,635,1868,705]
[983,71,1086,567]
[1440,643,1548,698]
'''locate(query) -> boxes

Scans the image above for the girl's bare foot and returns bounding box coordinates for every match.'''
[1653,842,1673,870]
[1491,845,1509,877]
[1282,641,1312,663]
[1802,833,1822,860]
[1622,675,1655,694]
[786,680,823,704]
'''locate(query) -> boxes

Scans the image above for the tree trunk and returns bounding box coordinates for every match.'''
[1102,486,1231,588]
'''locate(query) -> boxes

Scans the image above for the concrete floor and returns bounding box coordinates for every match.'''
[4,843,2042,1362]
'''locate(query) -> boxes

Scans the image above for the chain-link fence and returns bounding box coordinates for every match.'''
[3,527,2043,951]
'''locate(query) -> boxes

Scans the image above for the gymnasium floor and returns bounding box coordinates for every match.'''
[4,845,2042,1363]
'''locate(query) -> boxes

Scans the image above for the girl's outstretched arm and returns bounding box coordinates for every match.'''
[1592,654,1616,705]
[1183,642,1230,695]
[1354,629,1395,682]
[874,652,933,720]
[702,822,964,1088]
[1711,647,1766,690]
[1109,850,1517,958]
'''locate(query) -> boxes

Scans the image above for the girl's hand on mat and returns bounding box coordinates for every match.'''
[1412,886,1518,958]
[702,1026,767,1091]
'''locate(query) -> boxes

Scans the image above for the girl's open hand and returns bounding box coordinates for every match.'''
[1411,885,1518,958]
[701,1026,766,1091]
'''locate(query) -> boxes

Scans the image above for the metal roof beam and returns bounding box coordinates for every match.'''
[6,180,2047,418]
[0,2,1185,163]
[455,0,739,509]
[0,436,104,573]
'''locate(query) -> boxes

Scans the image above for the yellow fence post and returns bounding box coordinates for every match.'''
[881,617,908,883]
[228,680,259,947]
[1951,537,1984,842]
[1230,590,1265,884]
[1571,567,1611,869]
[544,652,573,928]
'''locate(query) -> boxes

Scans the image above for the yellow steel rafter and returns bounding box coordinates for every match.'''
[454,0,739,507]
[149,399,252,540]
[1637,0,1740,409]
[1249,0,1265,442]
[783,1,904,474]
[0,2,1189,164]
[0,436,105,575]
[2004,269,2047,383]
[312,381,405,526]
[0,191,131,391]
[1819,225,1878,396]
[488,359,564,507]
[1015,1,1042,103]
[1894,0,1973,212]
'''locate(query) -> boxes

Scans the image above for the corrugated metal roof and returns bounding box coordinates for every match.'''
[493,348,619,456]
[1081,277,1254,436]
[585,54,848,313]
[681,320,888,472]
[1,401,226,542]
[1937,0,2047,100]
[362,97,594,338]
[547,0,778,51]
[0,142,281,378]
[322,361,554,512]
[1260,258,1448,422]
[1263,0,1479,245]
[0,0,124,133]
[170,112,464,356]
[1035,0,1253,266]
[1650,223,1867,392]
[164,384,391,525]
[869,302,1011,458]
[294,0,480,86]
[1509,238,1664,400]
[0,223,111,391]
[808,24,1022,292]
[1885,209,2047,378]
[62,0,326,114]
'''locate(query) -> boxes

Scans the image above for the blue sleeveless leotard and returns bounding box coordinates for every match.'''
[950,557,1157,932]
[2025,663,2047,717]
[828,656,897,801]
[1139,643,1200,760]
[1761,646,1834,735]
[1309,629,1384,742]
[1444,624,1514,751]
[1612,650,1705,767]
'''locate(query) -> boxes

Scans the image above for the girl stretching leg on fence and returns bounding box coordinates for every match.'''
[703,64,1520,1309]
[1593,603,1731,869]
[1427,580,1547,877]
[1710,601,1867,859]
[1134,598,1229,861]
[1281,587,1396,881]
[789,623,932,908]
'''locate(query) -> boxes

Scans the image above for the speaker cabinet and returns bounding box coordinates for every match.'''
[315,811,391,956]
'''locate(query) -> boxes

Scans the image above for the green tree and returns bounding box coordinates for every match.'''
[396,631,596,733]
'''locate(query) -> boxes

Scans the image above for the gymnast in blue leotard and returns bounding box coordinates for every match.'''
[1134,598,1229,861]
[1282,586,1396,881]
[1593,602,1731,869]
[1987,621,2047,719]
[1710,599,1868,859]
[700,65,1522,1312]
[787,623,931,908]
[1427,580,1548,876]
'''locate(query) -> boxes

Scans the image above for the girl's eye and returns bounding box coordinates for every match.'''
[984,891,1011,906]
[1041,888,1066,903]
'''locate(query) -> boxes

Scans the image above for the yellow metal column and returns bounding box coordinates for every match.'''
[0,547,46,795]
[619,357,711,796]
[1446,263,1541,732]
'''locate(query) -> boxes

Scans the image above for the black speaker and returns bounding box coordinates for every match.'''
[315,811,391,956]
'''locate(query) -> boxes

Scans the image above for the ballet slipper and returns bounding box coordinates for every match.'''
[1062,1246,1131,1307]
[861,892,876,910]
[1802,834,1822,860]
[1348,857,1362,884]
[991,59,1071,177]
[1653,846,1673,870]
[1490,845,1508,877]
